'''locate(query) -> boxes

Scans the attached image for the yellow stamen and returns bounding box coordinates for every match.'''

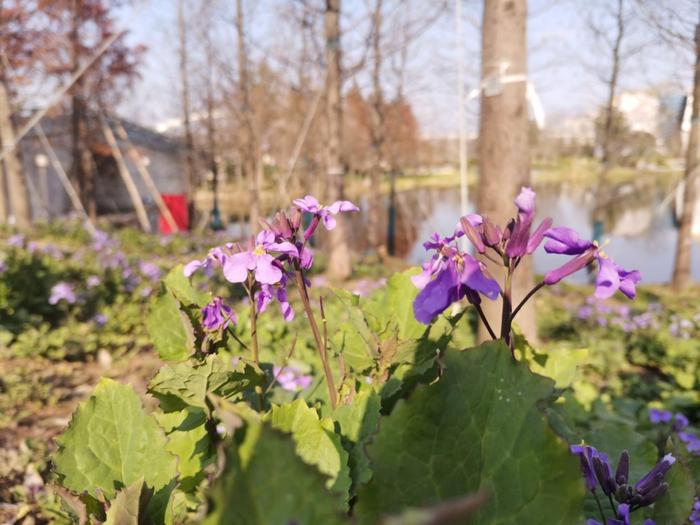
[253,245,266,256]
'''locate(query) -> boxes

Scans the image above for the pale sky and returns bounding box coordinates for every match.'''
[115,0,695,138]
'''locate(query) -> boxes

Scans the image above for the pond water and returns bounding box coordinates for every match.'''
[345,178,700,284]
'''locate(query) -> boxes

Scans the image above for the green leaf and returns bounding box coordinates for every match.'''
[332,389,381,493]
[155,408,214,492]
[147,290,195,361]
[204,420,348,525]
[148,355,263,414]
[363,269,424,341]
[270,399,351,500]
[164,265,210,307]
[354,342,585,524]
[54,378,177,501]
[652,440,696,525]
[104,478,145,525]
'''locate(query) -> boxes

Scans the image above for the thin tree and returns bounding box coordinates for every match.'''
[476,0,536,342]
[324,0,353,280]
[0,0,36,228]
[235,0,262,233]
[367,0,385,251]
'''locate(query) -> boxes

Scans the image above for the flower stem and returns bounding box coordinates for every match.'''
[500,262,514,355]
[246,282,260,366]
[510,281,545,321]
[474,303,497,340]
[293,268,338,409]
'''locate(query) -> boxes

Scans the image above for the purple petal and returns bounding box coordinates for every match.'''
[505,217,532,258]
[277,286,294,321]
[544,250,596,285]
[322,212,337,231]
[544,227,595,255]
[514,186,536,220]
[256,284,273,313]
[326,200,359,214]
[223,251,255,283]
[300,245,314,269]
[618,268,641,299]
[649,408,672,424]
[254,253,283,284]
[184,258,207,277]
[526,217,553,254]
[595,257,621,300]
[413,262,459,324]
[268,241,299,258]
[256,230,276,246]
[460,256,500,300]
[293,195,320,213]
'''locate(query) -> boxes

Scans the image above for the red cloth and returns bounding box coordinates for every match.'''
[159,194,189,234]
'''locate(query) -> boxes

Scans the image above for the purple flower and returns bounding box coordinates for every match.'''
[49,282,76,305]
[689,497,700,525]
[202,297,236,331]
[139,261,162,282]
[544,248,597,285]
[634,453,675,496]
[223,231,298,285]
[413,245,500,324]
[570,444,604,491]
[673,413,689,431]
[649,408,673,424]
[514,186,535,220]
[0,260,6,273]
[293,195,359,233]
[8,234,24,247]
[679,432,700,454]
[595,256,641,300]
[273,365,313,392]
[184,244,232,278]
[256,274,294,321]
[93,313,108,327]
[87,275,101,288]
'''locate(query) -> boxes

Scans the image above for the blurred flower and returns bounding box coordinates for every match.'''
[139,261,162,282]
[273,365,312,392]
[649,408,672,424]
[93,313,108,327]
[86,275,101,288]
[689,497,700,525]
[49,282,76,305]
[293,195,359,234]
[8,234,24,247]
[201,297,235,331]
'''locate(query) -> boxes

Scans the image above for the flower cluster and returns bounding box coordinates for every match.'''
[272,365,313,392]
[650,408,700,455]
[690,497,700,525]
[412,187,641,345]
[576,299,660,332]
[571,444,674,524]
[184,195,358,329]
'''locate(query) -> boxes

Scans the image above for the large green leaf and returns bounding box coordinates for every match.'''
[155,408,214,492]
[332,389,381,493]
[54,379,177,500]
[147,290,195,361]
[354,342,585,524]
[362,269,424,341]
[270,399,351,501]
[204,421,348,525]
[148,355,263,413]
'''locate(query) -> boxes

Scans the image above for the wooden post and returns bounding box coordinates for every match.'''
[111,121,179,232]
[35,123,96,235]
[99,114,151,233]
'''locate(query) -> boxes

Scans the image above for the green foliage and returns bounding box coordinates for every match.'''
[270,399,351,500]
[54,379,177,500]
[147,289,196,361]
[354,342,585,524]
[204,420,348,525]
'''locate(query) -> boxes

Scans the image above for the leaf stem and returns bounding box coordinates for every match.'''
[592,490,607,524]
[474,303,497,340]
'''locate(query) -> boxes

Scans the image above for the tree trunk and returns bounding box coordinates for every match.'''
[0,73,30,228]
[476,0,536,342]
[324,0,353,280]
[367,0,384,251]
[236,0,261,234]
[178,0,197,229]
[672,21,700,290]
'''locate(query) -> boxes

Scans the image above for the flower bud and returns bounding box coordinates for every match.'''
[460,216,485,253]
[482,217,502,247]
[615,450,629,486]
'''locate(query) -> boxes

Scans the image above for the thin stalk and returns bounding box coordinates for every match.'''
[474,303,497,340]
[592,490,607,524]
[265,332,298,394]
[500,261,514,354]
[245,282,260,366]
[607,493,617,515]
[293,267,338,409]
[510,281,545,321]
